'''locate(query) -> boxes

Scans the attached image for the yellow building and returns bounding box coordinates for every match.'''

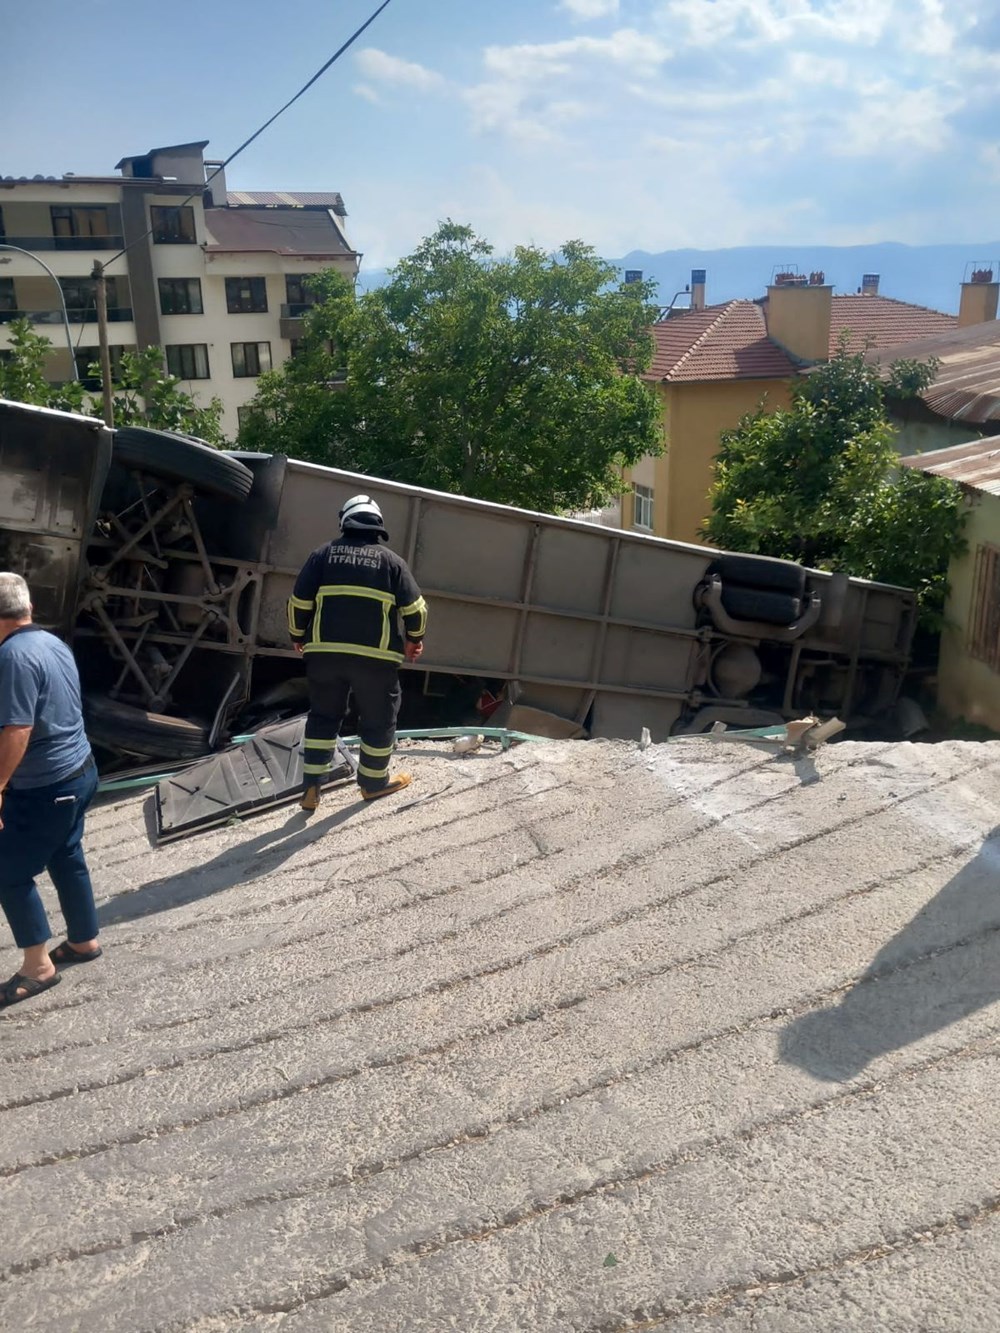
[901,439,1000,732]
[627,275,959,545]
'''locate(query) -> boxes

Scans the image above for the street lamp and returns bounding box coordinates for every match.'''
[0,242,79,381]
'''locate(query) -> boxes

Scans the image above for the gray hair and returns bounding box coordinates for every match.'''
[0,572,31,620]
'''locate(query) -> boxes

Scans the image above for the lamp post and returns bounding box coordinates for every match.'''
[0,242,79,381]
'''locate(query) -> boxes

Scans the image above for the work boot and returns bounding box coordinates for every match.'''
[361,772,412,802]
[300,781,321,813]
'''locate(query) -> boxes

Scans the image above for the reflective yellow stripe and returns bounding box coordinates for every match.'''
[358,760,390,779]
[360,741,394,757]
[303,762,332,775]
[303,643,403,662]
[318,584,395,604]
[400,595,427,636]
[380,602,390,653]
[304,738,339,750]
[287,594,315,635]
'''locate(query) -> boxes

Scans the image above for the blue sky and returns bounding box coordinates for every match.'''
[6,0,1000,271]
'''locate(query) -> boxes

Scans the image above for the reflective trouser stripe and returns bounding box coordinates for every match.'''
[357,759,391,781]
[360,741,394,758]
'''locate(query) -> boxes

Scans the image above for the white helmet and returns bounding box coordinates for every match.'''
[339,494,387,536]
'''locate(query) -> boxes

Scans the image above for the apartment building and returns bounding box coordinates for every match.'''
[0,140,359,438]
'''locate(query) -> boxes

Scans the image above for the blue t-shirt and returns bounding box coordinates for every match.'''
[0,627,92,789]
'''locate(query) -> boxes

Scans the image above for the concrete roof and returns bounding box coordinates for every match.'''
[4,733,1000,1328]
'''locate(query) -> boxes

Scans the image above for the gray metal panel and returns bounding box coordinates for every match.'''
[520,612,600,682]
[0,401,112,633]
[413,504,531,601]
[611,539,709,626]
[423,600,520,672]
[155,717,355,840]
[532,526,615,614]
[591,693,683,741]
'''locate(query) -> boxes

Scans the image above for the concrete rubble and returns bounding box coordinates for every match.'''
[3,734,1000,1331]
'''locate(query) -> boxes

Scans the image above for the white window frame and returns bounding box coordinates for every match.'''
[633,483,654,531]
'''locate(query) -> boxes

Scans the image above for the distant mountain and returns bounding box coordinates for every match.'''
[358,242,1000,315]
[613,243,1000,316]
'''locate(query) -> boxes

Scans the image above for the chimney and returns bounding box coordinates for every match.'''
[861,273,880,296]
[690,268,706,311]
[959,264,999,327]
[204,158,228,209]
[765,268,832,363]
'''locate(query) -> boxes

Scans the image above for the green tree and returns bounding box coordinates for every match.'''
[0,318,88,413]
[703,345,966,629]
[239,222,663,512]
[0,319,225,443]
[106,346,225,444]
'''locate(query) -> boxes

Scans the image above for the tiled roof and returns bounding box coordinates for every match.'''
[829,295,956,355]
[646,301,797,383]
[227,190,346,215]
[900,439,1000,494]
[203,207,355,257]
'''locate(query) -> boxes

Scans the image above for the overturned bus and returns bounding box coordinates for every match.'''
[0,399,918,765]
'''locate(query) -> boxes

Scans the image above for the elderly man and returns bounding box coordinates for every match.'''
[0,573,101,1008]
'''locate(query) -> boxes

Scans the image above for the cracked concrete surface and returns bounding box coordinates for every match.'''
[3,735,1000,1331]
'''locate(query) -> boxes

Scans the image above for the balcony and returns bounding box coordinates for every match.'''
[279,302,315,340]
[2,235,125,252]
[0,308,134,325]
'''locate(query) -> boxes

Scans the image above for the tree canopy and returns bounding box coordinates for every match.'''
[702,345,967,629]
[238,222,663,512]
[0,318,224,442]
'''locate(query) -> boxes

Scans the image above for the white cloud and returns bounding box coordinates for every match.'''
[353,84,382,105]
[559,0,620,17]
[354,48,446,93]
[482,28,670,80]
[346,0,1000,267]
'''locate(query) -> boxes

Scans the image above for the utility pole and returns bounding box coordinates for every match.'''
[91,259,114,427]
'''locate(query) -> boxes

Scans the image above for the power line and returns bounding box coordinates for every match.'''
[102,0,395,270]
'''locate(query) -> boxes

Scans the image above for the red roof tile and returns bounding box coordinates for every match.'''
[646,301,797,383]
[828,295,956,355]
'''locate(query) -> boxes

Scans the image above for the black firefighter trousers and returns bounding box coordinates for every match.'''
[303,654,402,794]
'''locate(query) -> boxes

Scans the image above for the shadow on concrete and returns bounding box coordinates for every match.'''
[779,827,1000,1082]
[98,798,366,928]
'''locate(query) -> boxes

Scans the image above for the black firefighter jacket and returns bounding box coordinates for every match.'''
[287,536,428,664]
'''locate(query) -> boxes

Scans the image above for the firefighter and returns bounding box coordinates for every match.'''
[287,495,427,811]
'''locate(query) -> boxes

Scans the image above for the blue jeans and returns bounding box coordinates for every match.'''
[0,758,99,950]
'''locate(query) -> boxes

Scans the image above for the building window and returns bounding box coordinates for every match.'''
[166,344,210,379]
[231,341,271,377]
[59,275,122,314]
[237,404,255,433]
[633,484,654,531]
[225,277,268,314]
[74,345,129,389]
[284,274,318,315]
[51,205,112,239]
[968,543,1000,671]
[0,277,15,314]
[151,205,196,244]
[159,278,203,315]
[288,338,305,359]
